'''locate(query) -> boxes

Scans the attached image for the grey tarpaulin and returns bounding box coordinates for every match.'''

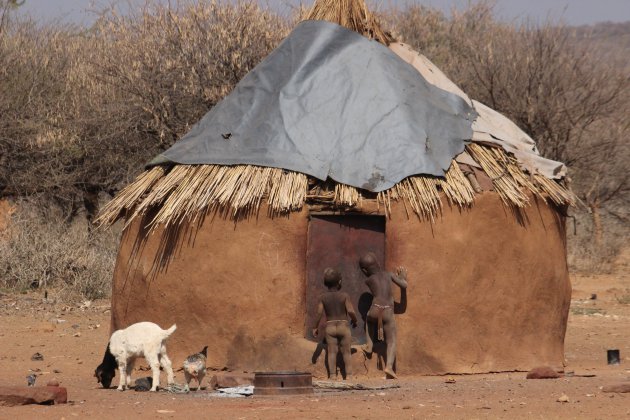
[149,20,476,192]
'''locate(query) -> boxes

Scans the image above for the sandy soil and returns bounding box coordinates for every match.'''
[1,250,629,419]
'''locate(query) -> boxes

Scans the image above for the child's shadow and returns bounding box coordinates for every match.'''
[311,339,357,380]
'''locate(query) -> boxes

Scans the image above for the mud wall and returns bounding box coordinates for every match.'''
[110,192,570,376]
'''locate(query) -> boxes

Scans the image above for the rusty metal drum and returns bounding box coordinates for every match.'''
[253,371,313,395]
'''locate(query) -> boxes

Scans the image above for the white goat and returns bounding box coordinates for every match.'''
[95,322,176,392]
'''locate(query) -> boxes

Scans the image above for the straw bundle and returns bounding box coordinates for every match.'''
[334,183,361,207]
[95,164,308,232]
[465,143,576,207]
[533,174,576,206]
[95,166,165,227]
[466,143,530,208]
[96,141,574,230]
[303,0,394,45]
[373,160,475,221]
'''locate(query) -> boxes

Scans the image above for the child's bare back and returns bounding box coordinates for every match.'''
[321,290,357,322]
[313,268,358,379]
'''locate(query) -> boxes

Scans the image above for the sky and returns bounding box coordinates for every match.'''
[15,0,630,27]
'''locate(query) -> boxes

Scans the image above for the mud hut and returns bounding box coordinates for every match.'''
[97,0,575,377]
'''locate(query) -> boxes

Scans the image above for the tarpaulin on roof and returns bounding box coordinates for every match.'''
[389,42,567,179]
[149,20,476,192]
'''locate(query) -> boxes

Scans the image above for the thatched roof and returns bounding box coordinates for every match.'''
[96,0,575,232]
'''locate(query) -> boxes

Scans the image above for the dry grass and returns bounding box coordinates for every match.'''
[615,294,630,305]
[0,202,119,301]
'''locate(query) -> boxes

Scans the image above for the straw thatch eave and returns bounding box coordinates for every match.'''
[95,142,575,232]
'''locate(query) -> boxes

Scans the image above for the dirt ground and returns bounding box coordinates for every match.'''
[1,250,629,419]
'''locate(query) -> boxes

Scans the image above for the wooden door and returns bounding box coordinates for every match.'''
[305,215,385,343]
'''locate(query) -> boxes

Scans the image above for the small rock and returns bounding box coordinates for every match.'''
[53,369,61,374]
[602,383,630,393]
[71,324,80,329]
[73,332,81,337]
[526,366,561,379]
[445,377,456,383]
[134,377,153,392]
[557,394,569,403]
[31,352,44,361]
[0,386,67,406]
[46,380,60,387]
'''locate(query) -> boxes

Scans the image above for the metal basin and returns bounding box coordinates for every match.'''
[253,371,313,395]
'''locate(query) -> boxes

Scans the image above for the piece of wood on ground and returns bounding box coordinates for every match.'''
[313,380,400,391]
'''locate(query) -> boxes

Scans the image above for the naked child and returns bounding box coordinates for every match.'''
[312,268,358,380]
[359,252,408,379]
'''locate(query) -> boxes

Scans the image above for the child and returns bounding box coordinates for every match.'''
[359,252,408,379]
[312,268,358,380]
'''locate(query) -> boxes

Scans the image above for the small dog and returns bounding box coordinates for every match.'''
[94,322,176,391]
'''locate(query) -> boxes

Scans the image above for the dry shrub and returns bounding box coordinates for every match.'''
[92,1,288,147]
[567,212,628,274]
[0,201,120,300]
[0,1,288,220]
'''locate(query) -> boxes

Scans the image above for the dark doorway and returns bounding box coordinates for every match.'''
[305,215,385,343]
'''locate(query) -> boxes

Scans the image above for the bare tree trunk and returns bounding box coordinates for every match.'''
[82,187,99,233]
[589,197,603,246]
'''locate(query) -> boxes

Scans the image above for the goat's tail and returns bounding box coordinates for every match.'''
[164,324,177,338]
